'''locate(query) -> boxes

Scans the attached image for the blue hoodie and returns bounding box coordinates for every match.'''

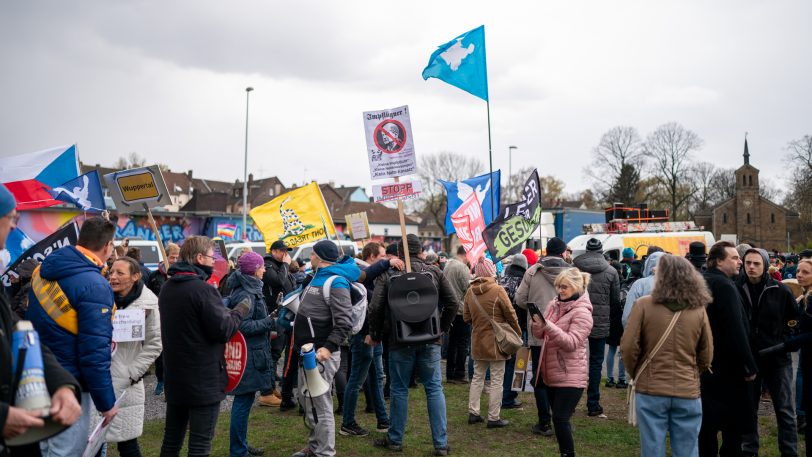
[26,246,116,411]
[621,251,665,328]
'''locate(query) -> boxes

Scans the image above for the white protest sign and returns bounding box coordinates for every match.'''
[372,180,423,203]
[103,165,173,211]
[82,392,127,457]
[346,212,370,240]
[363,105,417,180]
[112,308,146,342]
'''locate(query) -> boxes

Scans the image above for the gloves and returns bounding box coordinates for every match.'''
[233,298,251,318]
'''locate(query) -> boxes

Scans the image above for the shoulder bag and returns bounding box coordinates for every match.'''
[471,292,523,356]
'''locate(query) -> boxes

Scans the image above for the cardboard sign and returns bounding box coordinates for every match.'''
[363,105,417,180]
[225,331,248,392]
[103,165,172,211]
[372,180,423,203]
[1,222,79,287]
[112,308,146,342]
[346,212,370,240]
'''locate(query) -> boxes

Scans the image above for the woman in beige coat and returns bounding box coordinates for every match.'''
[463,257,521,428]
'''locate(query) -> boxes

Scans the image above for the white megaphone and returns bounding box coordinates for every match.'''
[299,343,331,398]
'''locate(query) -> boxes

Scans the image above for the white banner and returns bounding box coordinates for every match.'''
[372,180,423,203]
[363,105,417,180]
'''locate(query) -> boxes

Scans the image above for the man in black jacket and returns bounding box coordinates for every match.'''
[699,241,758,457]
[738,248,799,457]
[261,239,297,407]
[158,236,249,457]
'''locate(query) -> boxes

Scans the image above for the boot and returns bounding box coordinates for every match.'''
[258,393,282,407]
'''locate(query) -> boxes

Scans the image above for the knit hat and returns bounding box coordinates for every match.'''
[398,234,421,256]
[0,184,16,217]
[313,240,340,263]
[385,243,399,256]
[622,247,635,260]
[546,237,567,257]
[586,238,603,252]
[522,248,539,265]
[511,253,528,270]
[473,257,496,278]
[238,251,264,275]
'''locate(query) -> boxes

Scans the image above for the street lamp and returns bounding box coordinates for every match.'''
[508,145,517,199]
[242,87,254,240]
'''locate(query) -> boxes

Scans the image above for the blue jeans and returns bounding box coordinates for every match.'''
[388,344,447,449]
[229,393,256,457]
[636,392,702,457]
[606,344,625,382]
[41,392,92,457]
[342,334,389,425]
[587,337,606,411]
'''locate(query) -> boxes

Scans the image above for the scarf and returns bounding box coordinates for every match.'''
[115,280,144,310]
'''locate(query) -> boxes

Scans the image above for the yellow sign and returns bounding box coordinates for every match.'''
[116,171,159,201]
[622,235,706,257]
[249,182,337,250]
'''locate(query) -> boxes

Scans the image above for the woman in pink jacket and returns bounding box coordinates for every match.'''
[530,268,593,457]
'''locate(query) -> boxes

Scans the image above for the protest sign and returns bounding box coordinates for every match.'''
[483,169,541,261]
[450,192,488,265]
[103,165,172,210]
[82,392,127,457]
[112,308,146,342]
[225,331,248,392]
[363,105,417,180]
[372,180,423,203]
[1,222,79,287]
[346,212,370,240]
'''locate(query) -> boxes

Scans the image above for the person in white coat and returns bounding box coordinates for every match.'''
[100,256,162,457]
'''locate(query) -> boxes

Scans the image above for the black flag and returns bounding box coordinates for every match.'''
[483,169,541,261]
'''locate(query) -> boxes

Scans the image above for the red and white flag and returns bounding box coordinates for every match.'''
[0,145,80,210]
[450,192,488,265]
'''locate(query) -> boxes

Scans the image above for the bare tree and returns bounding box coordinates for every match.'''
[690,162,719,214]
[501,166,537,204]
[586,126,645,204]
[786,135,812,173]
[417,151,484,235]
[113,151,147,169]
[643,122,703,220]
[539,175,565,206]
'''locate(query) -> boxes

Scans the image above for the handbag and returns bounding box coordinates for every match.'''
[627,310,682,426]
[471,291,523,356]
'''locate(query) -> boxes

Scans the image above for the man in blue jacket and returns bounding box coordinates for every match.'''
[26,217,119,457]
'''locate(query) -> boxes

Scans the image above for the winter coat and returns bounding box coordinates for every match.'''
[622,252,665,328]
[463,277,521,361]
[736,249,799,365]
[26,245,117,412]
[159,262,243,406]
[498,263,528,332]
[227,271,274,396]
[795,294,812,413]
[1,292,80,456]
[443,258,471,315]
[621,295,713,399]
[369,257,460,350]
[532,292,593,388]
[515,256,570,346]
[146,264,169,296]
[293,256,361,353]
[573,251,620,339]
[104,285,162,442]
[262,255,296,312]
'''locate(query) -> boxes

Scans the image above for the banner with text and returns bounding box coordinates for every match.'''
[363,105,417,180]
[451,192,488,265]
[1,221,80,287]
[372,180,423,203]
[483,169,541,261]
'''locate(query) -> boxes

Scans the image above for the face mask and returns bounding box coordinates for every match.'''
[197,263,214,280]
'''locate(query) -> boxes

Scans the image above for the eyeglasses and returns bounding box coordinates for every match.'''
[200,253,215,260]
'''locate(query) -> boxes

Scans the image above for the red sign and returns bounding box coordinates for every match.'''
[225,331,247,392]
[451,192,488,265]
[373,181,423,202]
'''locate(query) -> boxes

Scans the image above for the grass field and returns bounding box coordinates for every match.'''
[106,380,800,457]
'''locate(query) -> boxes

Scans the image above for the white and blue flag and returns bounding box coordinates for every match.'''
[48,169,105,212]
[422,25,489,101]
[439,170,500,235]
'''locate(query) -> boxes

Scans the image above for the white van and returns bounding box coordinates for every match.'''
[292,240,359,264]
[225,242,267,261]
[568,231,716,260]
[114,239,164,271]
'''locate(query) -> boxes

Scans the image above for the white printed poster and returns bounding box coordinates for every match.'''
[346,212,370,240]
[112,308,146,342]
[363,105,417,180]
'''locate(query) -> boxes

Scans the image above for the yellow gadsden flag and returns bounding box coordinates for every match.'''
[249,182,337,250]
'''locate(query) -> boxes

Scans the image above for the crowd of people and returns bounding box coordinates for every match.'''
[3,176,812,456]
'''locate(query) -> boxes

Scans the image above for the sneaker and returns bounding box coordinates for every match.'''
[615,380,628,389]
[154,381,164,396]
[377,421,390,432]
[291,447,315,457]
[258,394,282,407]
[531,422,554,437]
[487,419,509,428]
[468,413,484,425]
[502,400,522,409]
[433,446,451,456]
[587,406,604,417]
[247,446,265,456]
[605,378,615,388]
[339,422,369,437]
[373,437,403,452]
[279,400,296,411]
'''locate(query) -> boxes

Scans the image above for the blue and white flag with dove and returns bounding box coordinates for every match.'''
[439,170,500,235]
[422,25,489,101]
[48,169,105,212]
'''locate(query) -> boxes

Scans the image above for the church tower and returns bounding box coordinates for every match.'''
[735,135,761,244]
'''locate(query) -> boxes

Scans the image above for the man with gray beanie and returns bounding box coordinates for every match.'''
[573,238,620,417]
[515,237,570,435]
[498,253,529,409]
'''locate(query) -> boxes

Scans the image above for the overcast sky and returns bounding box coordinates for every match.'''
[1,1,810,198]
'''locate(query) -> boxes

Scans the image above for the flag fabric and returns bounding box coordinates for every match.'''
[422,25,489,101]
[216,223,238,239]
[48,170,105,212]
[1,222,80,287]
[0,145,80,210]
[439,170,500,235]
[451,192,488,265]
[3,228,35,268]
[483,169,542,260]
[249,182,337,251]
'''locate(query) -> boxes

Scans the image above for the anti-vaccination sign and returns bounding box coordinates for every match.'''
[363,105,417,180]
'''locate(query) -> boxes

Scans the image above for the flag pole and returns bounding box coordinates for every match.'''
[486,100,494,218]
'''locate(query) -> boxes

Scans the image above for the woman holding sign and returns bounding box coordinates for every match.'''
[102,256,162,457]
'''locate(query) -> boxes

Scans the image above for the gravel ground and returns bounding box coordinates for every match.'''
[141,374,235,421]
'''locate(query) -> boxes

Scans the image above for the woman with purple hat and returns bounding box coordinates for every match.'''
[227,251,275,457]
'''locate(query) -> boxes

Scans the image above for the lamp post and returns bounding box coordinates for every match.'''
[508,145,517,200]
[242,87,254,240]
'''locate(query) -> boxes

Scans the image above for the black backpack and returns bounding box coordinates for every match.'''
[387,270,440,344]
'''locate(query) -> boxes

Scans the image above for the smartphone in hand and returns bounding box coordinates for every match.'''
[527,303,545,323]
